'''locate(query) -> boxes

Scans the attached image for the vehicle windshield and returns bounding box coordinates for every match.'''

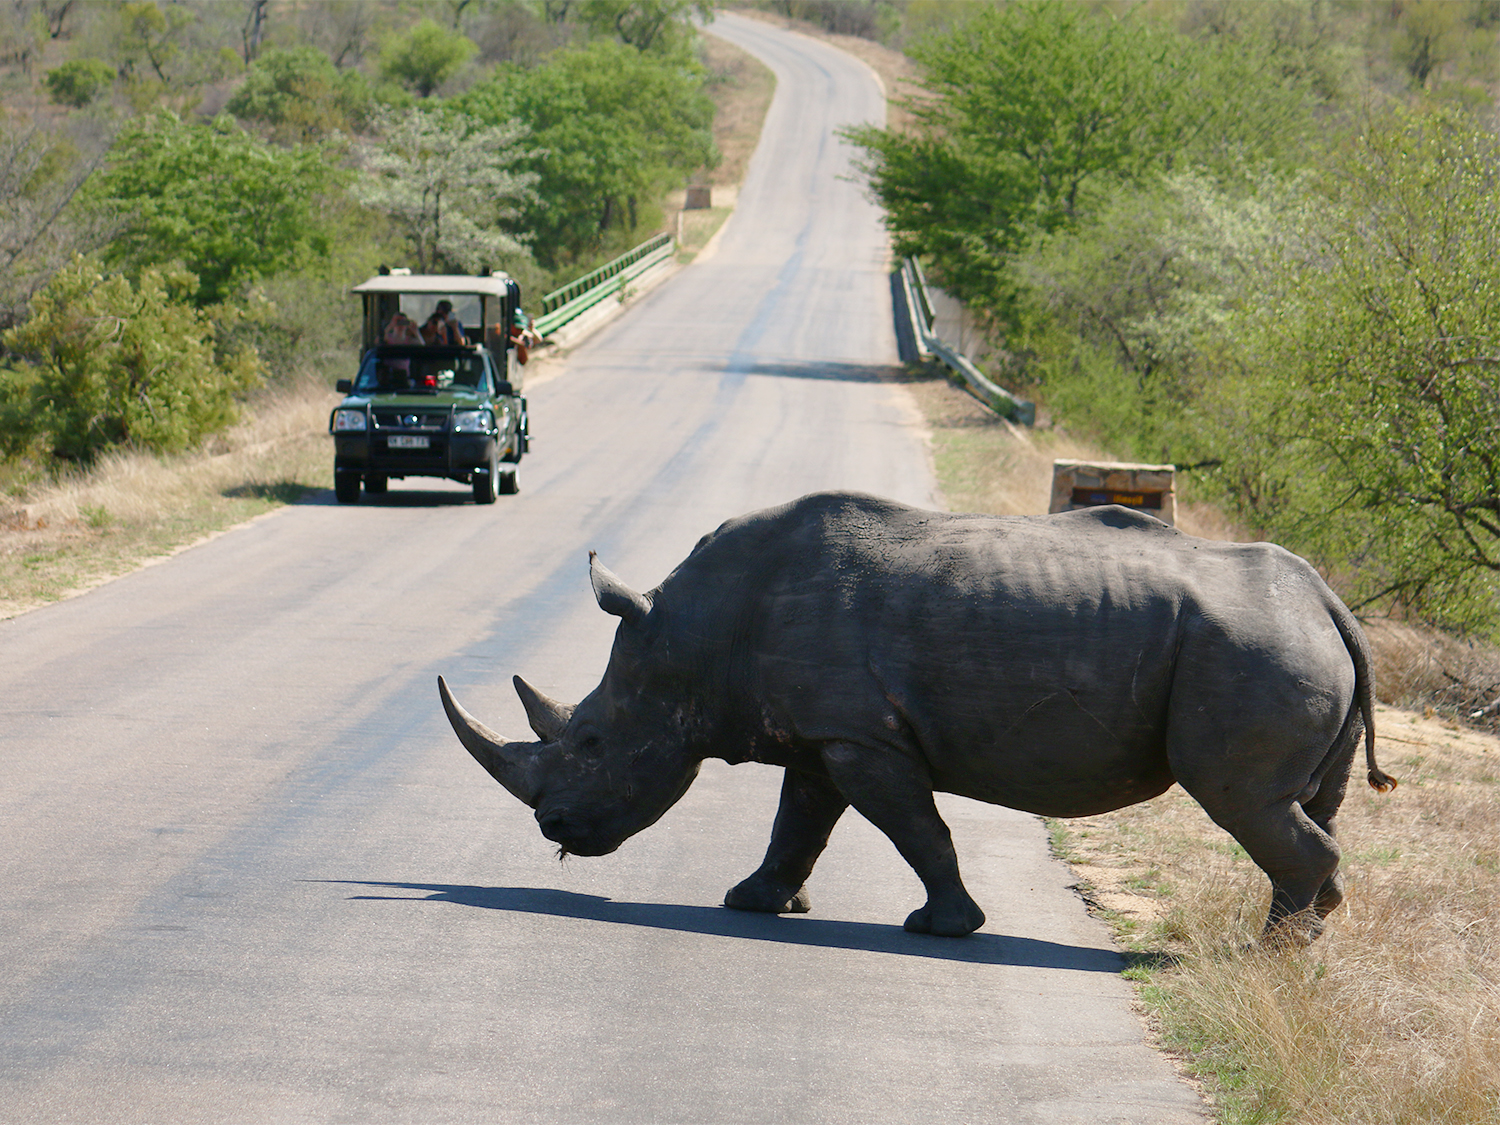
[354,346,489,394]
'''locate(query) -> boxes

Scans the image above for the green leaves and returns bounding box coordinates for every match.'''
[847,1,1320,321]
[378,19,477,98]
[1,257,263,463]
[43,59,116,109]
[454,39,717,266]
[1245,106,1500,628]
[225,46,373,142]
[83,110,347,306]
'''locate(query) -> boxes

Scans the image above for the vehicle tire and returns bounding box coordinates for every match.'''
[473,453,499,505]
[364,473,388,495]
[334,470,361,504]
[499,466,519,495]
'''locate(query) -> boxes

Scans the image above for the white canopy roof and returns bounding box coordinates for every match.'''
[352,273,516,297]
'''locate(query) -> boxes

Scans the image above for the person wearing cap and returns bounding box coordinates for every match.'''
[508,306,536,364]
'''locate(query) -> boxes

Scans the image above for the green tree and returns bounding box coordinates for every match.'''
[1205,106,1500,631]
[1392,0,1468,87]
[0,257,263,462]
[43,58,116,108]
[226,45,373,141]
[846,1,1318,321]
[0,116,114,327]
[116,0,193,83]
[351,105,537,273]
[454,39,716,265]
[378,18,476,97]
[82,110,346,305]
[575,0,714,55]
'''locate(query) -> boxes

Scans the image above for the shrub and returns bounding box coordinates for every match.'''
[1,257,263,464]
[43,59,116,108]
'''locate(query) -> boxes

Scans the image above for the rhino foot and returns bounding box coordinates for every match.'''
[903,895,985,938]
[724,874,812,915]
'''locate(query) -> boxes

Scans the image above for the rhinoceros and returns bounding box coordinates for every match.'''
[439,491,1395,942]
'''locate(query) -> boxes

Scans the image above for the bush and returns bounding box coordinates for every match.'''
[43,59,116,108]
[1,257,263,464]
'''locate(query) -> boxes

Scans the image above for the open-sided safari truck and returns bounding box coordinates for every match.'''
[328,271,531,505]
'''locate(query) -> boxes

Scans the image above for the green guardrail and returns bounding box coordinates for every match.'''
[899,258,1035,427]
[532,232,676,337]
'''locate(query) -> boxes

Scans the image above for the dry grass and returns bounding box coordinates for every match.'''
[1053,703,1500,1124]
[0,382,335,619]
[899,367,1500,1123]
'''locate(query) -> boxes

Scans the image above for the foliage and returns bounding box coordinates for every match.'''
[573,0,716,56]
[1390,0,1471,87]
[453,38,716,266]
[846,1,1321,322]
[43,59,116,108]
[1013,168,1311,462]
[351,105,537,274]
[1206,106,1500,632]
[0,115,116,328]
[378,17,477,97]
[0,257,263,463]
[225,45,373,142]
[82,109,346,306]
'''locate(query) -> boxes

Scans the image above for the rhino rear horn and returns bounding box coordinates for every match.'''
[514,675,574,741]
[590,551,652,624]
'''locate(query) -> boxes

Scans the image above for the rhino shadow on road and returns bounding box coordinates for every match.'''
[317,879,1124,972]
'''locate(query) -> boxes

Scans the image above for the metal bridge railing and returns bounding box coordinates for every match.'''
[898,258,1035,426]
[532,232,676,337]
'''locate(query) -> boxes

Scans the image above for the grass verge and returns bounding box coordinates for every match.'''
[0,381,335,619]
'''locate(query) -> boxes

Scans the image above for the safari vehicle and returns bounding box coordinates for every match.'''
[329,271,530,504]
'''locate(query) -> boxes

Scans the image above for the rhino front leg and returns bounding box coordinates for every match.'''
[819,742,985,937]
[725,767,848,915]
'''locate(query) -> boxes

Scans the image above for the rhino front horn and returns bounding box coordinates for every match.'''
[438,676,543,808]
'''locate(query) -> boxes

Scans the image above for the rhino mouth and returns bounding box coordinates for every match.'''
[536,810,621,858]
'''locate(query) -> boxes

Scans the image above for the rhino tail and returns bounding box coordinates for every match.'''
[1328,594,1397,793]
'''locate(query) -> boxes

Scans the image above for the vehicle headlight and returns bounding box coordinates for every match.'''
[332,409,367,432]
[452,410,494,433]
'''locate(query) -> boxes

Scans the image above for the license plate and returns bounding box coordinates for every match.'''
[388,435,429,450]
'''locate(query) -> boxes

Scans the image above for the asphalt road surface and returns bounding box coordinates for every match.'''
[0,14,1206,1124]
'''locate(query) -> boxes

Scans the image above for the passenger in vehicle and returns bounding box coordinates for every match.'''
[422,300,467,346]
[384,311,423,345]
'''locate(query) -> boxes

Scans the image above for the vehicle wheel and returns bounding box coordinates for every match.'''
[499,467,519,495]
[364,473,388,495]
[473,455,499,505]
[334,470,361,504]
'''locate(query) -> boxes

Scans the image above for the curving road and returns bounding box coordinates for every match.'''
[0,14,1204,1123]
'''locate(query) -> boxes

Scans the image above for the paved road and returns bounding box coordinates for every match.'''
[0,14,1205,1124]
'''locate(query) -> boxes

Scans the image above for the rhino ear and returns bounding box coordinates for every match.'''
[590,551,652,625]
[514,675,574,742]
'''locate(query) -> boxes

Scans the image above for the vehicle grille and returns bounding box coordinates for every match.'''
[372,410,447,430]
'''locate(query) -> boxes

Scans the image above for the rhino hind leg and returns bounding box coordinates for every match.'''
[1200,795,1343,946]
[818,743,986,938]
[725,767,848,916]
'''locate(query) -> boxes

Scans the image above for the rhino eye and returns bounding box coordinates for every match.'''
[575,730,603,755]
